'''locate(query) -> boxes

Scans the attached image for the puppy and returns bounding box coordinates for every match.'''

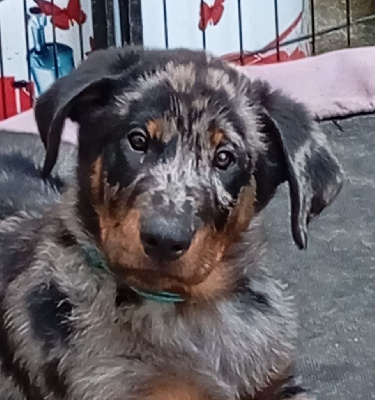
[0,47,343,400]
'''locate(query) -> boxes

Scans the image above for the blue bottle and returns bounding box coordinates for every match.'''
[28,7,75,95]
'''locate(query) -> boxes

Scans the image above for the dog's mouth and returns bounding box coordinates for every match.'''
[109,256,232,303]
[87,218,232,301]
[110,265,214,294]
[115,263,211,281]
[82,242,193,300]
[114,274,193,303]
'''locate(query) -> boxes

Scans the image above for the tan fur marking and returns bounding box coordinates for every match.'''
[179,227,230,300]
[93,183,256,302]
[147,119,164,140]
[187,259,230,301]
[226,183,257,234]
[97,206,145,273]
[181,183,256,300]
[210,129,224,148]
[94,203,232,300]
[140,379,211,400]
[90,157,103,201]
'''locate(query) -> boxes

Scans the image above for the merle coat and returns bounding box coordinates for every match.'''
[0,47,343,400]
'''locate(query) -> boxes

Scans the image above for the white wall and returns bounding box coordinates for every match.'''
[0,0,93,85]
[141,0,310,58]
[0,0,310,117]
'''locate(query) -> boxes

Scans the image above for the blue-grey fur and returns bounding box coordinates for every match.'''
[0,47,343,400]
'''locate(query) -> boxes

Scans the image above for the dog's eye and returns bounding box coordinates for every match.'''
[213,150,235,170]
[128,130,149,153]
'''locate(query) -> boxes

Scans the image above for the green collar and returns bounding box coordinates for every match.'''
[129,287,185,303]
[81,243,185,304]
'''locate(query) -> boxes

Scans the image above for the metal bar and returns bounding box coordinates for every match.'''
[78,0,85,60]
[128,0,143,45]
[51,0,59,79]
[78,24,84,60]
[310,0,316,54]
[118,0,130,45]
[22,0,33,107]
[200,0,206,50]
[0,14,7,119]
[346,0,351,47]
[237,0,244,65]
[91,0,109,49]
[162,0,169,48]
[105,0,115,47]
[117,0,143,46]
[237,13,375,59]
[274,0,280,61]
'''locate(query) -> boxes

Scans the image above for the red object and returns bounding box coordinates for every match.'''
[35,0,87,30]
[222,12,307,66]
[199,0,225,31]
[19,82,34,112]
[0,77,34,121]
[224,47,306,66]
[0,77,17,120]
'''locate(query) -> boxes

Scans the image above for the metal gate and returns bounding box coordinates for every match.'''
[0,0,374,120]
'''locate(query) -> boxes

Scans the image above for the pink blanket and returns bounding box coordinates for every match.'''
[1,46,374,146]
[243,46,375,119]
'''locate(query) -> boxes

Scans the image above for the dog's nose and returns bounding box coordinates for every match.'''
[140,216,193,261]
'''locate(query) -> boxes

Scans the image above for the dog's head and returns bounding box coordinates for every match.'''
[35,47,343,300]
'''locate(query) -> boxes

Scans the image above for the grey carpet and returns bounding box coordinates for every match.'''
[265,115,375,399]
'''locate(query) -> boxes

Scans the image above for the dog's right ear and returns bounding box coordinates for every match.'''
[35,47,143,178]
[36,74,121,179]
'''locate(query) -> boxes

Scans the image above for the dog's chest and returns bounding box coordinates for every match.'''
[78,291,297,397]
[3,250,297,400]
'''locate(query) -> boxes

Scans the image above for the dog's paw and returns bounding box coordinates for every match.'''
[281,386,316,400]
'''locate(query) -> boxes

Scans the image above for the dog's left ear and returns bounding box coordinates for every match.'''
[252,81,344,249]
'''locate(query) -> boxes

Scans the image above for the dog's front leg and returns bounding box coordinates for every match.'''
[240,371,316,400]
[241,389,316,400]
[136,379,217,400]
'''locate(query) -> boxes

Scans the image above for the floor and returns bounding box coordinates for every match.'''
[265,114,375,399]
[314,0,375,53]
